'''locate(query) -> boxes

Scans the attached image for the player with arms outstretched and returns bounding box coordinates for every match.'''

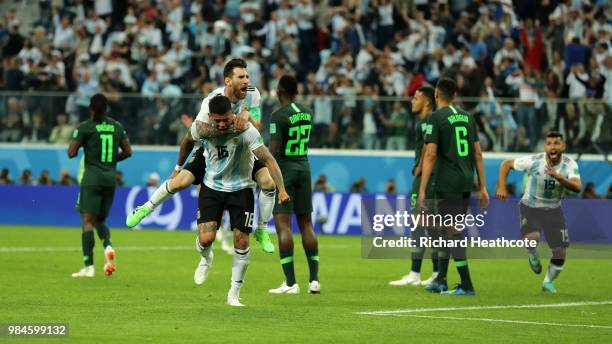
[496,132,581,293]
[419,78,489,296]
[68,93,132,277]
[267,75,320,294]
[189,95,289,306]
[389,85,439,286]
[127,58,276,253]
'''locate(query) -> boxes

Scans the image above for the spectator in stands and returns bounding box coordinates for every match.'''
[22,111,50,143]
[350,177,368,193]
[49,113,75,145]
[37,170,53,186]
[582,182,601,199]
[385,179,396,194]
[17,169,33,185]
[0,168,13,184]
[58,169,75,186]
[381,101,409,150]
[313,174,335,193]
[147,173,160,188]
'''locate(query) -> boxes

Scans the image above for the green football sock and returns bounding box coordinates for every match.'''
[82,230,95,266]
[431,250,439,272]
[436,249,450,283]
[280,251,296,286]
[305,249,319,282]
[454,259,474,291]
[95,223,112,248]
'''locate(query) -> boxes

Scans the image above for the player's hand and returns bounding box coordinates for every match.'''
[479,188,490,209]
[545,164,560,180]
[234,111,249,132]
[495,185,508,201]
[180,114,192,129]
[413,165,422,177]
[277,190,291,205]
[417,193,427,212]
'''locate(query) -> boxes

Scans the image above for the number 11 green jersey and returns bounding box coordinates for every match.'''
[424,105,479,193]
[72,117,128,186]
[270,103,313,161]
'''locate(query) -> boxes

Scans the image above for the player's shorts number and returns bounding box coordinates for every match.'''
[455,127,468,157]
[244,212,254,228]
[100,134,113,163]
[560,229,569,242]
[286,124,311,156]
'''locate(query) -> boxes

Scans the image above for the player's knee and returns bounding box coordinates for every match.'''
[198,223,217,246]
[233,230,249,249]
[169,171,194,192]
[256,171,275,190]
[524,231,540,242]
[551,247,566,260]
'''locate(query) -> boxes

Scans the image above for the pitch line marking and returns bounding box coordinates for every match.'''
[384,314,612,330]
[356,301,612,315]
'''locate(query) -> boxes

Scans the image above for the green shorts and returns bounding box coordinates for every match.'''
[77,185,116,219]
[410,175,435,210]
[274,160,313,215]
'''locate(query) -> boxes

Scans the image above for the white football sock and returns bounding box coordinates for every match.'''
[145,180,175,210]
[231,247,250,289]
[544,263,563,283]
[257,189,276,229]
[195,236,211,259]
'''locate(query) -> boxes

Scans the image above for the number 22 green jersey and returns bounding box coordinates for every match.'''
[270,103,313,161]
[424,105,479,193]
[72,117,128,186]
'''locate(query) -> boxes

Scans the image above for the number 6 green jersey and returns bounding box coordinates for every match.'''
[424,105,479,193]
[270,102,313,161]
[72,117,128,186]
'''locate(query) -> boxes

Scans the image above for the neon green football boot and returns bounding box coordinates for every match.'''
[126,206,152,228]
[254,228,275,253]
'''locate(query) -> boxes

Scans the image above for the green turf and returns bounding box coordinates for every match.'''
[1,225,611,343]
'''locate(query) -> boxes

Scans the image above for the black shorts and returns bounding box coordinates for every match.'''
[197,184,255,234]
[519,203,569,248]
[77,185,116,219]
[435,192,470,217]
[184,147,266,185]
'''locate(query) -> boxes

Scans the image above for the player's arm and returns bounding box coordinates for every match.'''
[545,164,582,193]
[495,159,515,200]
[474,141,489,208]
[252,145,289,205]
[413,146,425,176]
[418,142,436,209]
[116,137,132,162]
[67,126,82,158]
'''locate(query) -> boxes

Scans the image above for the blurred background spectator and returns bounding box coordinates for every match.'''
[313,174,335,192]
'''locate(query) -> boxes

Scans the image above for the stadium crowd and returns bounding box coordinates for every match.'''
[0,0,610,154]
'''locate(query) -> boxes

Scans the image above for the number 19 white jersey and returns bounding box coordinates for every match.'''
[513,153,581,209]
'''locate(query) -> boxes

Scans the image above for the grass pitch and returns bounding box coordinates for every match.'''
[1,225,611,343]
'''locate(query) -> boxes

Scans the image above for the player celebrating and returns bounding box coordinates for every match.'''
[68,93,132,277]
[126,58,276,253]
[190,95,289,306]
[418,77,489,296]
[389,85,438,286]
[495,132,581,293]
[267,75,320,294]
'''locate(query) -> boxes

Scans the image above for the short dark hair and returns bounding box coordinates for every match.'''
[89,93,107,117]
[209,95,232,115]
[223,58,247,78]
[278,74,298,97]
[546,131,564,140]
[418,85,435,107]
[435,77,457,101]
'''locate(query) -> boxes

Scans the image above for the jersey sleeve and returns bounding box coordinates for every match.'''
[248,87,262,121]
[269,110,282,141]
[72,124,86,143]
[513,155,536,172]
[117,122,128,141]
[424,113,439,144]
[195,97,211,124]
[244,124,265,151]
[567,159,581,180]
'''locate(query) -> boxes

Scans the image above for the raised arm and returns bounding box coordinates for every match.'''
[252,145,290,205]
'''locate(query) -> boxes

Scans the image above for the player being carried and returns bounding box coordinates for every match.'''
[389,85,439,287]
[126,58,276,253]
[189,95,289,306]
[68,94,132,277]
[495,132,581,293]
[267,75,320,294]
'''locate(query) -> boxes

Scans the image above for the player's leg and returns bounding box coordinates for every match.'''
[269,213,299,294]
[72,186,99,277]
[226,188,255,307]
[253,163,275,253]
[96,186,117,276]
[520,203,543,274]
[390,191,423,286]
[296,164,320,293]
[193,185,223,285]
[216,210,234,255]
[542,208,569,293]
[127,149,204,228]
[445,193,475,295]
